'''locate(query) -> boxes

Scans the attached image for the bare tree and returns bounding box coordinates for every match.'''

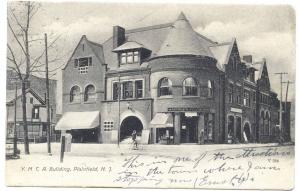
[6,2,42,154]
[7,1,65,154]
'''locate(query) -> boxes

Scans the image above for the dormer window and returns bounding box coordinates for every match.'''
[120,51,139,65]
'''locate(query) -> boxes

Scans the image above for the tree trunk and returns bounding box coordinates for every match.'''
[21,81,30,154]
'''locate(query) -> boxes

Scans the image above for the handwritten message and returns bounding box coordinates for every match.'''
[6,145,294,189]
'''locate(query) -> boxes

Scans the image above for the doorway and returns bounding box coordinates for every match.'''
[181,116,198,143]
[120,116,143,141]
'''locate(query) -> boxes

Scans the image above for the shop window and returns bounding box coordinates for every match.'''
[103,121,113,131]
[32,106,39,119]
[70,85,81,103]
[158,78,172,96]
[204,113,214,141]
[243,90,250,107]
[84,84,96,102]
[122,81,133,99]
[183,77,197,96]
[135,80,143,98]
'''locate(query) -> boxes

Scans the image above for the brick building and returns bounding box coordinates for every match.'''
[57,12,290,144]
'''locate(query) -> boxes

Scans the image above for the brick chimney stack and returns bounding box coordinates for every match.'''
[113,26,125,49]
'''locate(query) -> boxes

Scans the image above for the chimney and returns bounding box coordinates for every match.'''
[243,55,252,63]
[113,26,125,49]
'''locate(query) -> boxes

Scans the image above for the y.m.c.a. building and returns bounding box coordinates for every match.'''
[56,12,291,144]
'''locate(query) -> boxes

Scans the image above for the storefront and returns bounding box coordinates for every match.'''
[55,111,101,143]
[150,113,174,144]
[150,108,216,144]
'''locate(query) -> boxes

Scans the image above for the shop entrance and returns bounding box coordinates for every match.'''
[236,117,242,143]
[120,116,143,141]
[181,116,198,143]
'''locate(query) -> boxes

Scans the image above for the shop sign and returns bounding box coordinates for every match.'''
[168,107,210,112]
[230,107,242,113]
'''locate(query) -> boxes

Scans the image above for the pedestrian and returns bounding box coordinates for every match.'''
[132,130,138,150]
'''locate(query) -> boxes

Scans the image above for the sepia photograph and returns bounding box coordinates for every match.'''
[3,1,296,190]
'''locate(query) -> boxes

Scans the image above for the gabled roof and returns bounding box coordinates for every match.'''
[154,12,214,58]
[112,41,147,52]
[63,35,105,70]
[87,39,105,64]
[6,88,45,105]
[254,60,265,81]
[209,41,233,71]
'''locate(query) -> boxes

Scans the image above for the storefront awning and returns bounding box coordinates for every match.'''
[150,113,173,128]
[55,111,100,130]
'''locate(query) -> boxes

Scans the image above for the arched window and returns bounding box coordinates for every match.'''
[158,78,172,96]
[183,77,197,96]
[84,84,96,102]
[207,80,214,98]
[70,86,81,103]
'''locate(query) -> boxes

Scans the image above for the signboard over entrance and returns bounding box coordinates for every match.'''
[168,107,211,112]
[230,107,242,113]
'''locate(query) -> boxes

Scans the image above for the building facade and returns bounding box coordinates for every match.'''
[6,70,57,142]
[6,88,48,142]
[58,12,290,144]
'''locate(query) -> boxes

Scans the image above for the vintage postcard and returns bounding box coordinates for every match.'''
[5,1,295,190]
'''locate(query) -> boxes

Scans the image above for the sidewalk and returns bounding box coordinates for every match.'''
[15,142,285,157]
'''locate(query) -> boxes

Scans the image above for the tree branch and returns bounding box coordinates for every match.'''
[9,7,25,31]
[7,19,26,56]
[7,44,23,81]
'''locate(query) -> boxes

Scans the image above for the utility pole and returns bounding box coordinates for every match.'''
[117,75,121,148]
[274,72,287,136]
[13,84,18,157]
[45,33,51,155]
[282,80,293,141]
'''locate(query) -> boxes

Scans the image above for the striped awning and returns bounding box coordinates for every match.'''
[55,111,100,130]
[150,113,173,128]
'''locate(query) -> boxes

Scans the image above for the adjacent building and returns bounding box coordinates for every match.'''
[57,12,290,144]
[6,70,57,142]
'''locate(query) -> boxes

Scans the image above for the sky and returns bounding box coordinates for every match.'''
[6,2,296,114]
